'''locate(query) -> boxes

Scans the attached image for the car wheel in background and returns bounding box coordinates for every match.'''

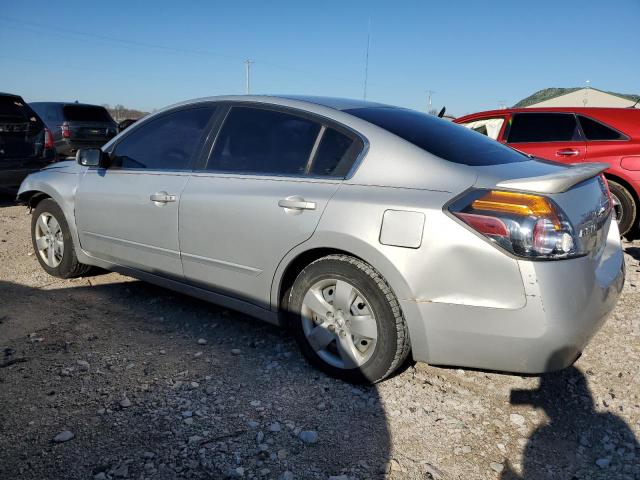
[289,254,410,383]
[31,199,91,278]
[607,180,636,236]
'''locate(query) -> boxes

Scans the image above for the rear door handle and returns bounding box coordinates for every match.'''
[556,149,580,157]
[278,197,316,210]
[150,191,176,204]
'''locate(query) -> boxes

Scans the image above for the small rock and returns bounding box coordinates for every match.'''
[328,476,348,480]
[490,462,504,473]
[461,445,472,454]
[248,420,260,429]
[94,473,107,480]
[227,466,245,478]
[299,430,318,444]
[76,360,90,371]
[188,435,202,444]
[277,448,288,460]
[197,338,207,345]
[509,413,525,427]
[231,348,242,355]
[269,422,281,432]
[112,463,129,478]
[53,430,74,443]
[183,417,194,425]
[596,457,611,468]
[120,397,132,408]
[182,410,193,418]
[256,431,265,443]
[281,471,294,480]
[159,349,167,355]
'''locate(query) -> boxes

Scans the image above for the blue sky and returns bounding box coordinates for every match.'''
[1,0,638,116]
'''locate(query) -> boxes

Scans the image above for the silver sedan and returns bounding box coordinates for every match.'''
[18,95,624,383]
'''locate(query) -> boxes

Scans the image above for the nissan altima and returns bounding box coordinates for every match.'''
[17,95,624,383]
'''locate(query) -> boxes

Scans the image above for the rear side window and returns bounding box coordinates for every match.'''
[63,105,113,123]
[346,107,526,166]
[111,107,215,170]
[459,117,505,140]
[309,128,359,177]
[507,113,580,143]
[31,104,60,124]
[578,115,626,141]
[207,107,321,175]
[0,96,41,125]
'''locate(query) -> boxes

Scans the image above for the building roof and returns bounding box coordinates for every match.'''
[514,87,640,108]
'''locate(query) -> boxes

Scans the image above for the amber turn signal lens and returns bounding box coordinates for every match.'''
[471,191,560,228]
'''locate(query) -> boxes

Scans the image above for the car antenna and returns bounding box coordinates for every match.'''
[437,107,446,118]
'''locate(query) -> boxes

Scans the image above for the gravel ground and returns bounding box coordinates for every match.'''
[0,197,638,480]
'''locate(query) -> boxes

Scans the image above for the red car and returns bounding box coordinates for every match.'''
[455,107,640,235]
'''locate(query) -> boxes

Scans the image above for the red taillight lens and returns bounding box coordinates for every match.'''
[44,128,54,149]
[455,212,509,238]
[61,122,70,138]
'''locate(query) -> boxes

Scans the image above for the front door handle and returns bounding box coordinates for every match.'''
[556,149,580,157]
[150,191,176,204]
[278,196,316,210]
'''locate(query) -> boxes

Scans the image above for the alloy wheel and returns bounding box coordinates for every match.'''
[34,212,64,268]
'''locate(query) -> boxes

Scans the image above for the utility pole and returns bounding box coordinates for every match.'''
[426,90,435,113]
[245,59,254,94]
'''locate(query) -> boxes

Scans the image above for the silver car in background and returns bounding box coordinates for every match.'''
[17,95,624,383]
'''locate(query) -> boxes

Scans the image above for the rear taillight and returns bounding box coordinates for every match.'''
[61,122,70,138]
[44,128,55,149]
[448,189,582,260]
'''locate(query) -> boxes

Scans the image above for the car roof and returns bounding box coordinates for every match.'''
[456,106,639,120]
[0,92,25,100]
[29,101,109,108]
[167,94,395,112]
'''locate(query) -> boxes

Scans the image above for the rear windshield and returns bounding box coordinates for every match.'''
[0,96,42,125]
[346,107,527,166]
[63,105,113,122]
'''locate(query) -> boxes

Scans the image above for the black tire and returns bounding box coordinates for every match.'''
[608,180,636,236]
[289,254,410,383]
[31,198,91,278]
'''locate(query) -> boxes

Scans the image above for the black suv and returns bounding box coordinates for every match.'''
[0,92,55,192]
[30,102,118,158]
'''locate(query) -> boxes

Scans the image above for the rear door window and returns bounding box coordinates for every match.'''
[63,105,113,123]
[506,113,581,143]
[577,115,626,141]
[111,107,215,170]
[207,107,321,175]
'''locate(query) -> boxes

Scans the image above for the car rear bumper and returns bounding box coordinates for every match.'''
[402,219,625,374]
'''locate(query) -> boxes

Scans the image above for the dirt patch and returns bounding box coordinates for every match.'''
[0,200,638,479]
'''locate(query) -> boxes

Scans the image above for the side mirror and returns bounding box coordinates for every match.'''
[76,148,104,167]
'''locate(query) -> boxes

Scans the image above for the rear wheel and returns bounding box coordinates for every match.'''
[608,180,636,236]
[31,199,91,278]
[289,254,410,383]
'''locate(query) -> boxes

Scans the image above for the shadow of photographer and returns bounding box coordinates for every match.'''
[501,350,639,479]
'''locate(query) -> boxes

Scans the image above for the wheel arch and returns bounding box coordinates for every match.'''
[271,234,426,360]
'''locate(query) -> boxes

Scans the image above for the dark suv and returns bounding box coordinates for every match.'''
[30,102,117,158]
[0,92,55,192]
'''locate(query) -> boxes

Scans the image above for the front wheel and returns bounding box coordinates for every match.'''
[289,254,410,383]
[31,198,91,278]
[608,180,636,236]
